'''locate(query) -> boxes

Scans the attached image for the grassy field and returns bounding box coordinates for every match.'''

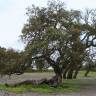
[77,71,96,78]
[0,82,80,93]
[0,71,96,94]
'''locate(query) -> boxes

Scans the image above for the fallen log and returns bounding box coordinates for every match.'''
[5,78,48,87]
[5,75,58,87]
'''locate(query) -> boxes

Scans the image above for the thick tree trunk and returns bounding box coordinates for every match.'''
[56,74,62,85]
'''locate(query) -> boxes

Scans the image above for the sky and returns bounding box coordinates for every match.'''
[0,0,96,51]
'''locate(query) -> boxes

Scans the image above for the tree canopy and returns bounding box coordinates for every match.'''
[20,1,96,84]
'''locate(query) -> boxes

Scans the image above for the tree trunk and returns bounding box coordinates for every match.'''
[67,69,74,79]
[85,69,90,77]
[63,71,67,79]
[73,69,79,79]
[73,66,81,79]
[57,74,62,85]
[63,64,70,79]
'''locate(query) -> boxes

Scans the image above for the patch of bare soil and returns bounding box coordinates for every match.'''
[80,78,96,96]
[0,91,80,96]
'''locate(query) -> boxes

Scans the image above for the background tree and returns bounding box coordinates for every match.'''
[0,47,27,77]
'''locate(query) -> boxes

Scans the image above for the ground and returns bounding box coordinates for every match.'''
[0,72,96,96]
[80,78,96,96]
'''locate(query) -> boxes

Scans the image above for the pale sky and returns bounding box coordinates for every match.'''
[0,0,96,51]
